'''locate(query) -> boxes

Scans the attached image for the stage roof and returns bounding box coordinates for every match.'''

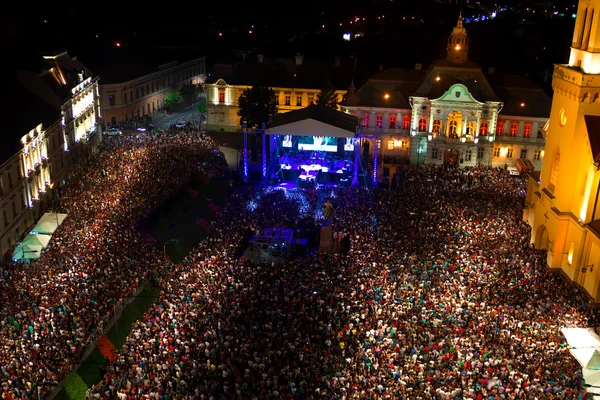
[267,105,359,138]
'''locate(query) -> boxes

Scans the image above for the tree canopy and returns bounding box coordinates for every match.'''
[237,86,278,129]
[315,83,339,109]
[179,83,199,102]
[164,91,181,110]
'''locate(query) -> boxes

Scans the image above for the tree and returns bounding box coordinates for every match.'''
[198,99,206,113]
[164,91,181,110]
[316,83,339,109]
[179,82,198,102]
[237,86,278,129]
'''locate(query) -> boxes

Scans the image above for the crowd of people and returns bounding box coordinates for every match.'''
[0,124,598,399]
[0,129,227,399]
[88,162,598,399]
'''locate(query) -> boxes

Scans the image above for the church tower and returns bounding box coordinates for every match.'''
[526,0,600,301]
[446,13,469,64]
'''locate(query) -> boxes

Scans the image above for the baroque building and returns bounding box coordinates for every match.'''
[526,0,600,302]
[341,14,551,175]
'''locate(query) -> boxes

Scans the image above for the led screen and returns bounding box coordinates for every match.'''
[298,136,338,152]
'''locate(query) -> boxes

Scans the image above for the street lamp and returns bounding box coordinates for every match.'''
[163,238,178,260]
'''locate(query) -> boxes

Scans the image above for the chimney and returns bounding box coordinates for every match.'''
[415,63,422,70]
[488,67,495,74]
[335,56,341,68]
[257,54,264,63]
[295,53,303,66]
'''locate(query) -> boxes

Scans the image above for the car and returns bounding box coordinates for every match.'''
[105,128,122,136]
[175,121,186,128]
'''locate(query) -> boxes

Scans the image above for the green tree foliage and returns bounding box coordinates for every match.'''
[316,83,339,109]
[198,99,207,113]
[164,91,181,110]
[237,86,278,129]
[63,372,87,400]
[179,82,198,102]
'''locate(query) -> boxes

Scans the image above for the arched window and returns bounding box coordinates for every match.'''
[362,113,369,127]
[551,147,560,186]
[496,121,504,135]
[418,117,427,132]
[479,121,489,136]
[402,115,411,130]
[448,120,458,138]
[510,122,518,136]
[524,123,532,137]
[432,120,442,133]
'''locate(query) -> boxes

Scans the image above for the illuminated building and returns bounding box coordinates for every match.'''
[526,0,600,302]
[341,13,551,176]
[96,50,206,126]
[204,54,353,132]
[0,50,100,257]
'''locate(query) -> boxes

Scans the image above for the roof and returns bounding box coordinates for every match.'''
[207,55,362,90]
[268,104,358,133]
[0,78,60,163]
[526,170,541,183]
[40,52,92,102]
[584,115,600,163]
[491,80,552,118]
[79,47,204,84]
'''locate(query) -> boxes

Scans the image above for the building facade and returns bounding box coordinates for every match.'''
[1,51,101,258]
[526,0,600,303]
[204,54,354,132]
[99,57,206,126]
[341,14,551,176]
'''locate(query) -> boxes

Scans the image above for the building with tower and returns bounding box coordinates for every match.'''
[526,0,600,303]
[341,13,551,174]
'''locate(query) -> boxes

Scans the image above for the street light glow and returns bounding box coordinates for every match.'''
[455,44,461,50]
[384,93,390,99]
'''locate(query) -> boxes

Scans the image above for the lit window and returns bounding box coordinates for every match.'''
[418,117,427,132]
[477,148,484,159]
[432,120,442,133]
[308,96,314,104]
[402,115,410,130]
[496,121,504,135]
[376,115,383,128]
[296,96,302,106]
[524,123,532,137]
[493,147,500,157]
[479,121,489,136]
[550,147,560,185]
[362,113,369,127]
[448,121,458,138]
[507,148,513,159]
[285,95,291,105]
[389,115,397,128]
[218,90,225,103]
[431,147,438,159]
[520,149,528,159]
[510,123,518,136]
[387,140,394,150]
[534,150,541,160]
[465,150,472,161]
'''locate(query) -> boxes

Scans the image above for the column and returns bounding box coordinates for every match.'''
[261,123,267,180]
[243,121,249,180]
[475,111,481,137]
[352,134,360,186]
[373,127,379,185]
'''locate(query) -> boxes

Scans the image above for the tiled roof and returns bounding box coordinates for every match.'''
[584,115,600,163]
[492,85,552,118]
[268,104,358,133]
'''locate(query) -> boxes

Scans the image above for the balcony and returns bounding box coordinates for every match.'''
[495,135,545,144]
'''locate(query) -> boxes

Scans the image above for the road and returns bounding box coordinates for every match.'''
[153,104,201,130]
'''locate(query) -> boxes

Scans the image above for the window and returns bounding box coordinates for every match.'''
[137,108,140,117]
[296,96,302,106]
[448,120,458,137]
[432,120,441,133]
[123,93,128,103]
[147,104,150,114]
[510,122,518,136]
[466,122,476,136]
[524,123,532,137]
[431,147,438,159]
[496,121,504,135]
[402,115,410,129]
[11,200,16,218]
[376,115,383,128]
[151,82,155,92]
[218,90,225,103]
[308,96,314,104]
[493,147,500,157]
[219,113,225,122]
[551,147,560,185]
[507,148,513,158]
[477,148,484,159]
[285,95,291,105]
[109,95,115,106]
[162,79,165,88]
[464,150,472,161]
[387,140,394,150]
[142,87,145,97]
[2,210,7,228]
[362,114,369,127]
[7,171,12,188]
[534,150,541,160]
[418,117,427,132]
[479,121,489,136]
[136,89,139,98]
[389,115,397,129]
[520,149,528,159]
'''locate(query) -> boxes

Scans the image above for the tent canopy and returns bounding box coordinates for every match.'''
[561,328,600,348]
[12,243,42,261]
[22,234,51,248]
[571,348,600,370]
[30,212,67,235]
